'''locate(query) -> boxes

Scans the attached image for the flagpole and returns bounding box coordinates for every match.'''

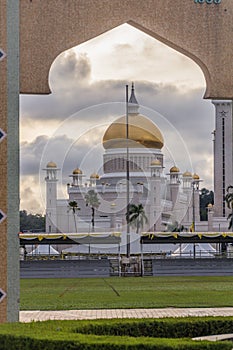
[192,181,195,232]
[126,84,130,258]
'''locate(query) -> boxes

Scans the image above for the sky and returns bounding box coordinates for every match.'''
[20,23,215,214]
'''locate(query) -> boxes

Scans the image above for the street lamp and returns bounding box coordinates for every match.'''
[191,174,202,258]
[191,174,202,232]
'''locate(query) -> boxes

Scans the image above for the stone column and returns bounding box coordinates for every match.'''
[0,0,20,323]
[212,100,233,217]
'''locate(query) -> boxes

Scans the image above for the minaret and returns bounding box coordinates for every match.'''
[128,82,139,114]
[212,100,233,217]
[89,172,99,187]
[44,161,59,233]
[149,159,163,231]
[182,171,193,222]
[69,167,84,187]
[169,166,181,207]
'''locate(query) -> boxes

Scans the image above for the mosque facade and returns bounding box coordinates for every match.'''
[44,85,204,236]
[44,86,231,238]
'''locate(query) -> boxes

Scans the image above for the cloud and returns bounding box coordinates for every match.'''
[50,51,92,90]
[20,176,45,214]
[20,134,74,176]
[20,130,105,180]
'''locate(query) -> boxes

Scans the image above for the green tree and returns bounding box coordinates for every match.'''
[20,210,45,232]
[68,201,80,232]
[225,185,233,230]
[199,188,214,221]
[85,190,100,232]
[126,203,148,234]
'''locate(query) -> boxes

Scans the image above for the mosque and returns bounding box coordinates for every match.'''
[44,85,202,237]
[44,85,232,243]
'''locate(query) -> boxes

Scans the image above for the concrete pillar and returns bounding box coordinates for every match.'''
[0,0,20,323]
[212,100,233,217]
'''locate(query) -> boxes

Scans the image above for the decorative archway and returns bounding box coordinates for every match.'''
[0,0,232,323]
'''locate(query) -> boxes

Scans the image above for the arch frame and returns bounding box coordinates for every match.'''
[19,0,233,98]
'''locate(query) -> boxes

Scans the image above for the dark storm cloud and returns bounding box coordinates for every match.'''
[20,80,129,123]
[20,134,74,176]
[20,132,104,180]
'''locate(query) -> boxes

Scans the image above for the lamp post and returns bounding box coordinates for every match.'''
[191,175,201,258]
[191,175,202,232]
[192,182,195,233]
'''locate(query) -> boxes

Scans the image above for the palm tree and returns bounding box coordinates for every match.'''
[167,221,185,232]
[126,203,148,234]
[85,190,100,232]
[225,185,233,229]
[68,200,80,232]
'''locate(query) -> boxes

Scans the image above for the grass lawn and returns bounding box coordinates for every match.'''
[1,318,232,349]
[20,276,233,310]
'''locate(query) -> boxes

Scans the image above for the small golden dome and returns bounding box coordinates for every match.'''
[150,159,161,166]
[207,203,213,208]
[73,168,82,175]
[193,173,200,180]
[90,172,99,179]
[183,171,192,177]
[170,166,180,173]
[46,161,57,168]
[103,114,164,150]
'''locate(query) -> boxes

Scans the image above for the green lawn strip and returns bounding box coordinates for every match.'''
[20,276,233,310]
[0,320,231,349]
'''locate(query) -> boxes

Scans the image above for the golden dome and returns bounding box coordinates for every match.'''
[73,168,82,175]
[183,171,192,177]
[103,114,164,150]
[170,166,180,173]
[46,161,57,168]
[207,203,213,208]
[193,173,200,180]
[150,159,161,166]
[90,172,99,179]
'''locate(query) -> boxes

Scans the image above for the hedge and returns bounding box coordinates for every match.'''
[0,334,231,350]
[0,317,233,349]
[73,317,233,338]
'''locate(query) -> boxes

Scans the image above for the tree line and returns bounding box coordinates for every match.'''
[20,210,45,232]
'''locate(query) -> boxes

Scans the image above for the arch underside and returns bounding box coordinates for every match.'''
[19,0,233,99]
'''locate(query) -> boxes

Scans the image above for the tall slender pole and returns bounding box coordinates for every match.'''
[126,85,130,258]
[192,183,196,258]
[192,182,195,232]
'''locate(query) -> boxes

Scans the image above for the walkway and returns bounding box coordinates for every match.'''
[20,307,233,323]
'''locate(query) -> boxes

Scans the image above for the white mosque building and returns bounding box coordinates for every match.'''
[43,85,233,248]
[44,85,205,239]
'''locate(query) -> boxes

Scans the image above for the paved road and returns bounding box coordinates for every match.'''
[20,308,233,323]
